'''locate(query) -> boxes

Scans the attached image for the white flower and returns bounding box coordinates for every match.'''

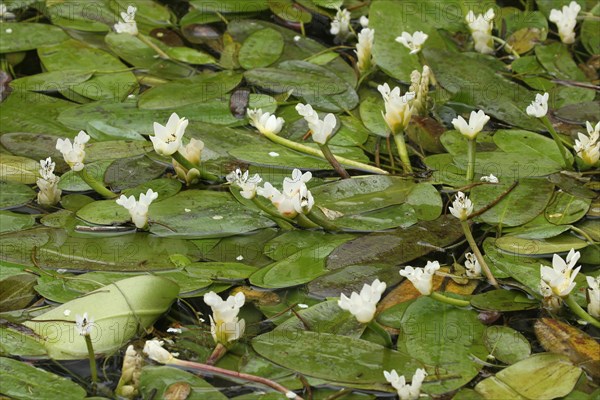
[480,174,498,183]
[117,345,142,398]
[204,291,246,344]
[359,16,369,28]
[384,368,427,400]
[586,276,600,319]
[285,391,297,399]
[399,261,440,296]
[0,4,15,21]
[75,312,94,336]
[449,191,473,221]
[56,131,90,172]
[356,28,375,74]
[114,5,138,35]
[574,121,600,166]
[540,249,581,297]
[151,113,188,156]
[36,157,62,206]
[63,309,71,316]
[247,108,285,136]
[337,279,386,323]
[395,31,428,54]
[452,110,490,140]
[330,8,352,42]
[257,169,313,218]
[226,168,262,199]
[464,252,481,278]
[377,83,415,134]
[296,103,337,144]
[526,92,549,118]
[549,1,581,44]
[173,138,204,185]
[116,189,158,229]
[465,9,495,54]
[143,339,175,364]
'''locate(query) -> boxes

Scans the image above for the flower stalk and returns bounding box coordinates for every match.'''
[84,335,98,387]
[393,132,413,174]
[564,294,600,328]
[305,209,340,231]
[260,130,388,175]
[430,291,470,307]
[251,197,295,230]
[368,320,393,348]
[77,168,116,199]
[540,116,571,169]
[319,143,350,179]
[466,138,476,181]
[136,34,170,60]
[460,221,498,288]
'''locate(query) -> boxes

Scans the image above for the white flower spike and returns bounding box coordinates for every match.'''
[116,189,158,229]
[337,279,386,323]
[526,92,549,118]
[0,4,16,21]
[549,1,581,44]
[114,5,138,35]
[355,28,375,74]
[226,168,262,199]
[449,191,473,221]
[574,121,600,166]
[204,291,246,344]
[173,138,204,185]
[395,31,428,54]
[56,131,90,172]
[480,174,499,183]
[247,108,285,136]
[384,368,427,400]
[465,8,495,54]
[377,83,415,134]
[330,8,352,42]
[257,169,313,218]
[151,113,188,156]
[295,103,337,144]
[36,157,62,206]
[75,312,94,336]
[452,110,490,140]
[399,261,440,296]
[465,252,481,278]
[586,276,600,319]
[359,16,369,28]
[143,339,175,364]
[540,248,581,297]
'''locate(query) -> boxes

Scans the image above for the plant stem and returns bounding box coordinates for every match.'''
[319,143,350,179]
[564,294,600,328]
[367,320,393,348]
[251,197,294,230]
[260,131,389,175]
[294,213,320,229]
[393,132,413,174]
[430,291,470,307]
[136,34,171,60]
[84,335,98,388]
[77,169,116,199]
[540,116,572,170]
[306,210,340,232]
[460,221,499,288]
[491,36,520,59]
[172,151,220,182]
[170,358,304,399]
[206,343,227,365]
[466,138,476,181]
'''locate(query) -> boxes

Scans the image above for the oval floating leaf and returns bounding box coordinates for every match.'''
[239,28,284,69]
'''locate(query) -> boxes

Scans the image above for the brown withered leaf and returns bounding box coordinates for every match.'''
[163,382,191,400]
[230,286,281,306]
[534,318,600,379]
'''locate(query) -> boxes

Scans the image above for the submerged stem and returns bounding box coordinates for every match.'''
[319,143,350,179]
